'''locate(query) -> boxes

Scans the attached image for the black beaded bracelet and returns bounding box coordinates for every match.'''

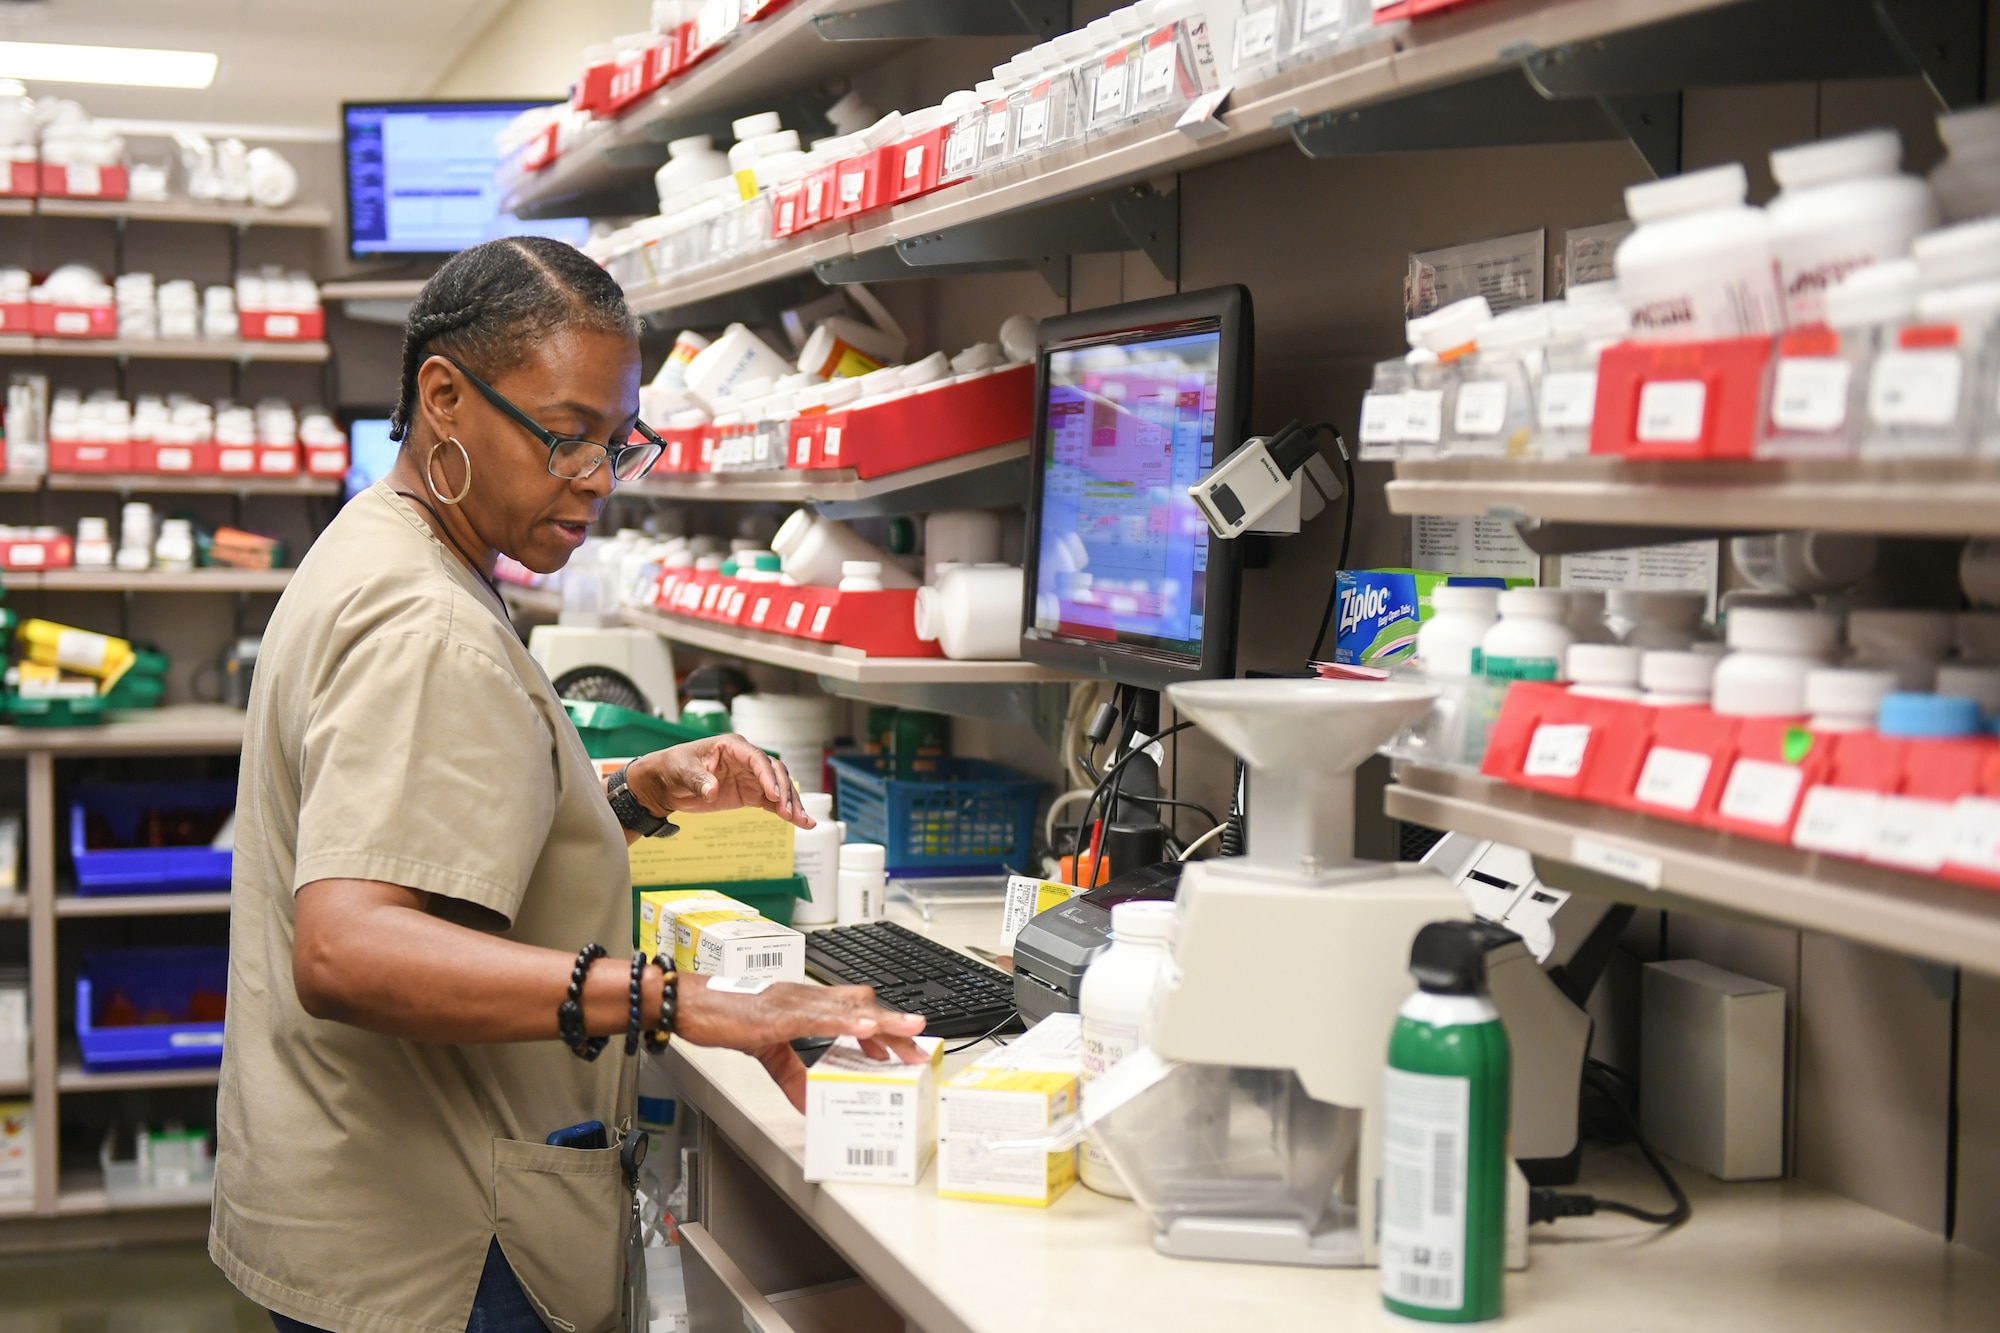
[558,943,609,1061]
[643,965,676,1054]
[624,952,647,1057]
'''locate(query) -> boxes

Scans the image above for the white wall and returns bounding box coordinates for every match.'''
[429,0,654,99]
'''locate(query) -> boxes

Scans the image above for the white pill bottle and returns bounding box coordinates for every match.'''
[1078,900,1177,1197]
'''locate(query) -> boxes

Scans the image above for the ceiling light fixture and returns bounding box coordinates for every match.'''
[0,40,218,90]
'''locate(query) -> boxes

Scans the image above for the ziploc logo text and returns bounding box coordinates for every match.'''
[1339,582,1392,638]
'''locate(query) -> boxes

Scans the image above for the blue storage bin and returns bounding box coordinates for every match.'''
[830,756,1043,875]
[71,780,235,896]
[76,946,227,1071]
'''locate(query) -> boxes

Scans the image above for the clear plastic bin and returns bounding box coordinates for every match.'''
[1232,0,1292,84]
[1858,321,1978,458]
[1357,358,1413,462]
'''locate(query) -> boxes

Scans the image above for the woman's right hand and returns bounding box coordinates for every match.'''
[671,974,928,1112]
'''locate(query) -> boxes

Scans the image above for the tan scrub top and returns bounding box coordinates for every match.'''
[211,481,636,1333]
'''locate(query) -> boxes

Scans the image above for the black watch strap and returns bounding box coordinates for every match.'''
[606,762,678,838]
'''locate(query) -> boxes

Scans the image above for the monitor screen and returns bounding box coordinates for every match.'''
[1031,328,1222,664]
[344,101,592,258]
[344,415,398,502]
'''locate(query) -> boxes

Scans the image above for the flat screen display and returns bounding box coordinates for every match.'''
[1031,325,1222,665]
[344,101,591,258]
[344,416,398,502]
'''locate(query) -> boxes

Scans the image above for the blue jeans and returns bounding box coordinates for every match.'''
[268,1237,546,1333]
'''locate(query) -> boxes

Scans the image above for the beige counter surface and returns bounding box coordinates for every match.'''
[663,900,2000,1333]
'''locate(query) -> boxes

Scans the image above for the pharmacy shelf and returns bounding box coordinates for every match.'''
[35,198,333,228]
[0,1195,34,1217]
[621,606,1074,684]
[0,473,39,492]
[0,704,245,755]
[44,472,338,496]
[623,440,1030,512]
[57,1062,221,1094]
[0,896,24,919]
[1385,763,2000,979]
[20,338,329,363]
[499,583,563,619]
[55,891,231,918]
[319,278,427,301]
[502,0,922,219]
[1385,457,2000,539]
[621,230,857,318]
[0,199,32,218]
[55,1171,212,1215]
[10,568,291,594]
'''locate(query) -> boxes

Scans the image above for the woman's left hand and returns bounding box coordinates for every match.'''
[627,733,812,829]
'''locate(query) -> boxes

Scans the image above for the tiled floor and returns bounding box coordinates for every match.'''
[0,1244,267,1333]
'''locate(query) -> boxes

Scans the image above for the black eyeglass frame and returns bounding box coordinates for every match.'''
[439,354,664,484]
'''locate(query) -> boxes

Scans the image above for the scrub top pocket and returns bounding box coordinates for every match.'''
[492,1135,629,1333]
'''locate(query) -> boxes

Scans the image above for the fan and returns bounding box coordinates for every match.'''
[553,665,650,713]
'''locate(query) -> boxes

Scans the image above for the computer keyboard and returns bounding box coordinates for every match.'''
[803,920,1021,1039]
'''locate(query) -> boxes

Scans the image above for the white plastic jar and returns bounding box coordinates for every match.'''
[1711,606,1840,717]
[1416,584,1499,678]
[1639,649,1717,707]
[730,692,833,793]
[1845,608,1956,691]
[836,842,888,925]
[838,559,885,592]
[791,791,844,926]
[1563,589,1618,645]
[1766,129,1937,328]
[1567,643,1643,700]
[1480,588,1575,681]
[1079,900,1177,1197]
[1615,163,1781,341]
[1614,589,1709,650]
[1805,666,1899,732]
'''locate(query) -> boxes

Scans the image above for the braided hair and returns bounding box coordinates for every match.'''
[388,236,639,443]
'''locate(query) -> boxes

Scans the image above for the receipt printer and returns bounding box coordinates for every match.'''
[1012,862,1181,1024]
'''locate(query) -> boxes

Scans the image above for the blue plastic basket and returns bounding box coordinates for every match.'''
[830,756,1044,875]
[71,780,235,896]
[76,946,227,1071]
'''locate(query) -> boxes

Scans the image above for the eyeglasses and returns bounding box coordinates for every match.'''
[441,355,664,484]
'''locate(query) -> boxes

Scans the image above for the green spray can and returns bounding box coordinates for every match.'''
[1381,920,1511,1324]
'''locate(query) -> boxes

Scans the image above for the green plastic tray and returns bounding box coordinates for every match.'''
[566,700,711,761]
[3,694,107,727]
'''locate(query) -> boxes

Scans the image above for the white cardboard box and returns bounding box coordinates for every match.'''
[679,915,805,984]
[803,1035,945,1185]
[937,1015,1082,1207]
[1640,958,1786,1180]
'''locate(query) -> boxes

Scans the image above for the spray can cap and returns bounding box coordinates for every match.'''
[1408,920,1515,995]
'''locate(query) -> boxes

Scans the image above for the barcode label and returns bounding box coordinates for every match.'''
[1381,1067,1470,1312]
[1394,1273,1459,1303]
[744,950,788,972]
[1431,1131,1458,1216]
[846,1146,896,1168]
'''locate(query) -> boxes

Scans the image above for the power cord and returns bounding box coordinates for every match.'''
[1070,719,1199,878]
[943,1011,1019,1054]
[1528,1061,1691,1230]
[1304,422,1358,666]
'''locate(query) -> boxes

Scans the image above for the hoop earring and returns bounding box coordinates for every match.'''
[426,436,473,506]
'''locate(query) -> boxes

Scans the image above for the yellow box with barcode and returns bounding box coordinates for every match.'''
[803,1035,945,1186]
[936,1015,1080,1207]
[637,890,756,960]
[675,911,804,983]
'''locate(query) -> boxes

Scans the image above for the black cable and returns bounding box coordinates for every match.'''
[943,1011,1018,1054]
[1071,720,1199,877]
[1303,423,1358,666]
[1099,791,1221,828]
[1529,1062,1691,1230]
[1220,758,1246,856]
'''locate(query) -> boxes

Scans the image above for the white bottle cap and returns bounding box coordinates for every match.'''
[1915,277,2000,324]
[1912,217,2000,290]
[1769,128,1901,190]
[801,791,835,822]
[1725,606,1839,657]
[858,367,905,398]
[899,351,950,387]
[1805,666,1898,719]
[1846,608,1956,660]
[667,135,714,159]
[772,508,815,556]
[821,379,864,407]
[1406,296,1493,354]
[1712,662,1811,717]
[1937,663,2000,715]
[1431,584,1500,617]
[1497,587,1568,621]
[1475,303,1553,352]
[1640,649,1717,695]
[1625,162,1749,224]
[1823,258,1921,330]
[1110,900,1176,943]
[839,842,886,873]
[1567,642,1642,687]
[731,111,783,141]
[841,560,882,577]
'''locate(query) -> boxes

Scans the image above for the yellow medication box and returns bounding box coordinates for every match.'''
[674,911,805,983]
[637,890,756,960]
[936,1015,1082,1207]
[804,1035,945,1186]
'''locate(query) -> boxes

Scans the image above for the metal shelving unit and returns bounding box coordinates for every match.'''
[21,338,329,363]
[57,1062,221,1094]
[34,199,333,228]
[1385,764,2000,979]
[623,440,1030,517]
[43,473,338,496]
[620,606,1074,685]
[55,891,231,918]
[12,569,291,594]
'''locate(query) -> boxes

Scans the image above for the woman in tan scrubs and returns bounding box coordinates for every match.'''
[209,237,925,1333]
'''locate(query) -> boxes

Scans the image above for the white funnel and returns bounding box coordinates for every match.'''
[1169,678,1440,877]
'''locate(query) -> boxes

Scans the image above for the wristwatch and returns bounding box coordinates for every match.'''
[606,762,679,839]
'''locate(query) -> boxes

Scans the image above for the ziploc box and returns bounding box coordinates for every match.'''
[637,889,757,960]
[804,1035,946,1185]
[937,1014,1082,1207]
[674,911,805,984]
[1333,569,1513,667]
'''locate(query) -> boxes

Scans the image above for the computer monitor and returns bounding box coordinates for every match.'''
[340,408,399,503]
[343,100,593,260]
[1020,286,1253,690]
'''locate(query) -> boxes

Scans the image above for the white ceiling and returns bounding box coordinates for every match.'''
[0,0,517,131]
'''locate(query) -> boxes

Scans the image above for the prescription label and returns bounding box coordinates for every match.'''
[1359,391,1407,456]
[1792,786,1880,858]
[1770,357,1851,433]
[1948,797,2000,874]
[1380,1069,1470,1311]
[1633,746,1711,813]
[1301,0,1347,34]
[1523,724,1591,780]
[1139,32,1177,99]
[1093,56,1129,119]
[1234,7,1278,62]
[1868,349,1962,427]
[1538,371,1598,431]
[1635,380,1708,444]
[1402,389,1445,445]
[1452,380,1510,438]
[1717,758,1805,828]
[1868,795,1953,873]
